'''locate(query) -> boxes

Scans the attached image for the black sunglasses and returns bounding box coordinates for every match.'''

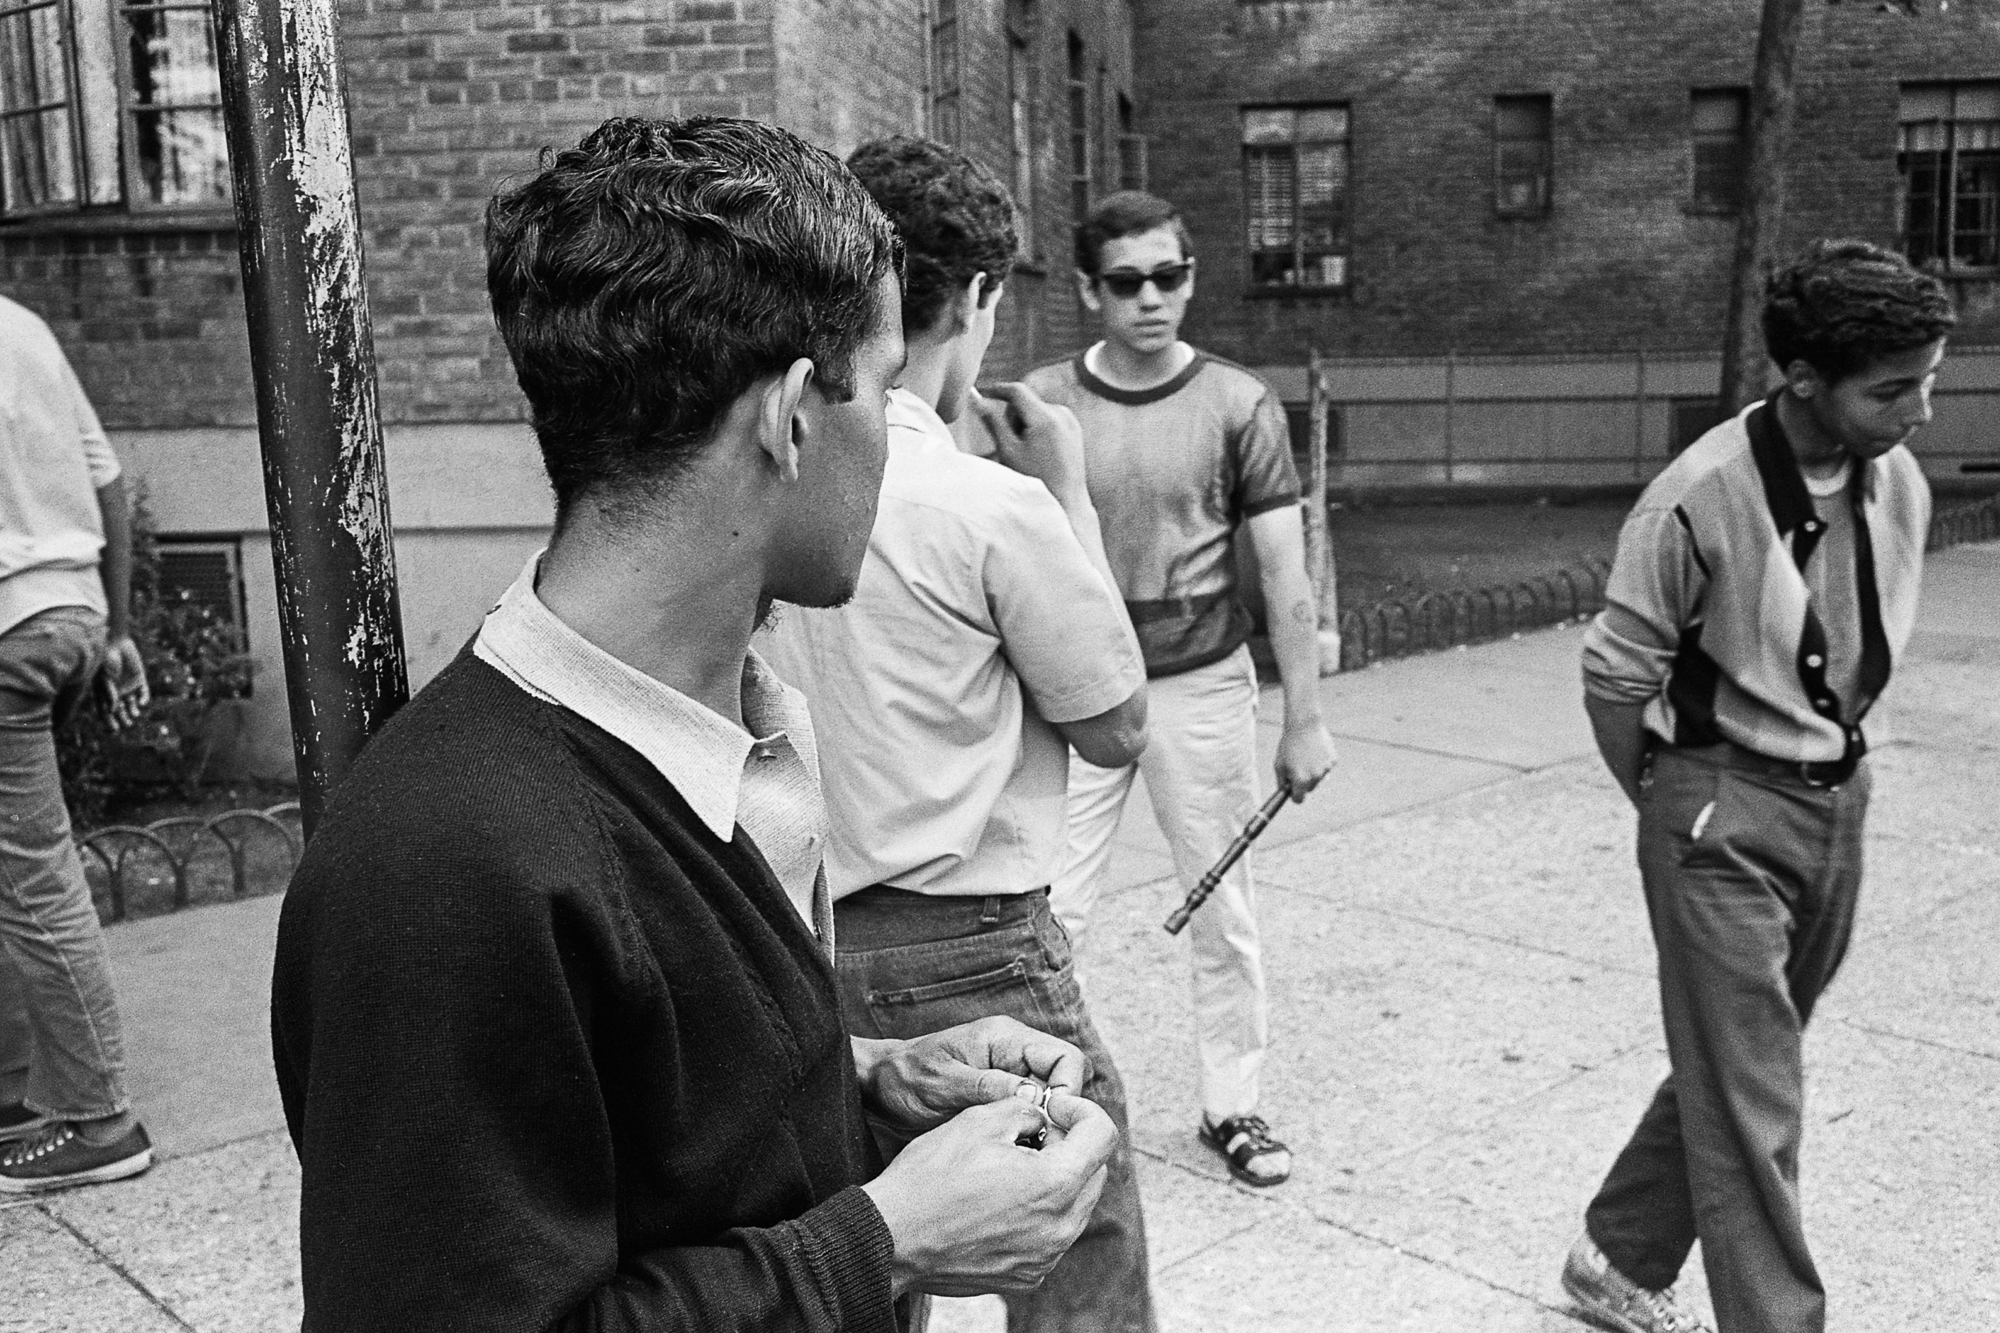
[1097,262,1193,299]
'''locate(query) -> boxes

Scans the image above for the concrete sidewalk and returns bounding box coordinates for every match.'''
[7,546,1996,1333]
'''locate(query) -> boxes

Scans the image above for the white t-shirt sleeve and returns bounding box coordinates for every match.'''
[64,355,120,489]
[981,480,1145,725]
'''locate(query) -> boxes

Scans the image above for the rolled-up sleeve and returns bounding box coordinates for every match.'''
[1582,506,1705,704]
[982,483,1144,725]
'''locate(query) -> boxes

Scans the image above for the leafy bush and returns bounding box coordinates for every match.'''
[56,491,253,828]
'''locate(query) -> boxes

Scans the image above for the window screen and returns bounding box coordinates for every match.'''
[1690,88,1748,213]
[1494,94,1552,218]
[1242,105,1350,290]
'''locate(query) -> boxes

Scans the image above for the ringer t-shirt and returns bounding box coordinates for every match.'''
[1025,347,1300,678]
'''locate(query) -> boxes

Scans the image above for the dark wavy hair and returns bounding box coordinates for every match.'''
[1764,239,1955,383]
[845,136,1016,337]
[1074,190,1195,276]
[487,116,902,525]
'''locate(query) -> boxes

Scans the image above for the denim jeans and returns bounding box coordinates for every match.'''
[834,886,1156,1333]
[0,606,131,1120]
[1586,745,1871,1333]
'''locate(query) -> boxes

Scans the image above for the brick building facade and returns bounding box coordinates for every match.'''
[1128,0,2000,488]
[0,0,1137,774]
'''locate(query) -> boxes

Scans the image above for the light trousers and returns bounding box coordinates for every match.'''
[1053,645,1268,1123]
[0,607,131,1121]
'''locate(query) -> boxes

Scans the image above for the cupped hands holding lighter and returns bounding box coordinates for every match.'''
[854,1016,1119,1298]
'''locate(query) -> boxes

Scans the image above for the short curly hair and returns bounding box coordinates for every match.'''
[487,116,901,526]
[1764,239,1955,383]
[847,136,1017,337]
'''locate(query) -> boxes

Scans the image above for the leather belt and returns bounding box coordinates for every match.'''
[1677,738,1862,790]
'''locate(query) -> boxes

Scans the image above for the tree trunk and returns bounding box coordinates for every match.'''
[1718,0,1809,411]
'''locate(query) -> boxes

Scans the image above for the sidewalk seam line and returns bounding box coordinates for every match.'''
[152,1123,292,1168]
[1831,1016,2000,1064]
[40,1202,199,1331]
[1143,1151,1588,1322]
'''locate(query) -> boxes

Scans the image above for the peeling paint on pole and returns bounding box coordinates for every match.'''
[212,0,409,835]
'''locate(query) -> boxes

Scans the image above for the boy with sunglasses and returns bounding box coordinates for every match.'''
[1025,191,1335,1188]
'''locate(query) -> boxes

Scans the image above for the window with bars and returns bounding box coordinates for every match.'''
[1116,91,1146,191]
[1689,88,1747,214]
[1241,104,1349,292]
[1493,94,1552,218]
[1900,82,2000,274]
[929,0,962,146]
[0,0,229,219]
[1006,2,1034,257]
[1066,31,1090,227]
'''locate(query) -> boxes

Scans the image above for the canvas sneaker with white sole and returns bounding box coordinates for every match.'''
[0,1120,153,1194]
[1560,1233,1712,1333]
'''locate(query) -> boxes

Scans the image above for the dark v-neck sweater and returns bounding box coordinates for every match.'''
[271,653,898,1332]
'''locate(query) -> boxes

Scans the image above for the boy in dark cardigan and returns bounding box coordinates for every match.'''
[272,116,1118,1333]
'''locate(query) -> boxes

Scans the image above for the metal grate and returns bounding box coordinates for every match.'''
[156,538,244,626]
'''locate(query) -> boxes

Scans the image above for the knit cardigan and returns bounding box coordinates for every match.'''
[271,652,899,1332]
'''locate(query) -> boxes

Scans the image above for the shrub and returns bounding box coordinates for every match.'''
[56,491,253,828]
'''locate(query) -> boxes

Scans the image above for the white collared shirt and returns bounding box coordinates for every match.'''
[760,388,1143,898]
[474,555,830,934]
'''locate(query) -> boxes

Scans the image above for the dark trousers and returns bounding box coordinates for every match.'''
[1586,746,1871,1333]
[834,886,1156,1333]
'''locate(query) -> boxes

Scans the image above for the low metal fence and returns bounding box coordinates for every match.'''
[1335,556,1612,671]
[1927,493,2000,552]
[79,802,302,925]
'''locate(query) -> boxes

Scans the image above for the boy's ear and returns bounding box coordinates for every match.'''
[756,358,816,481]
[1075,270,1102,313]
[1782,358,1824,402]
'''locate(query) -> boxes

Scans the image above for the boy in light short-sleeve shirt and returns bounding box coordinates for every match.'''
[763,136,1156,1333]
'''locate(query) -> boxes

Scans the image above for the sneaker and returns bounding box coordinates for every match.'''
[0,1101,49,1144]
[0,1121,153,1194]
[1560,1233,1712,1333]
[1198,1113,1292,1186]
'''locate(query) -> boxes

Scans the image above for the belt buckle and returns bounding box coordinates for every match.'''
[1796,760,1834,790]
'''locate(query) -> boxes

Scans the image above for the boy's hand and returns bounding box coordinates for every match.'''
[1275,718,1335,802]
[98,636,150,731]
[861,1092,1117,1296]
[856,1017,1089,1133]
[969,383,1088,505]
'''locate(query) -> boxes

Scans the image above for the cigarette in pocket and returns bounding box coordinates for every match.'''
[1690,800,1716,840]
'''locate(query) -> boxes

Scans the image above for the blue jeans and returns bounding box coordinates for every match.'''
[834,887,1156,1333]
[0,607,131,1120]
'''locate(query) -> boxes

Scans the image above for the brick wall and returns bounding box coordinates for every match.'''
[0,0,784,430]
[0,0,1134,429]
[1136,0,2000,367]
[346,0,783,423]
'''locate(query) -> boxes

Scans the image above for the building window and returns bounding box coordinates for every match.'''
[1117,91,1146,191]
[0,0,229,219]
[929,0,962,145]
[1241,104,1350,291]
[1005,1,1033,256]
[154,536,250,690]
[1493,94,1552,218]
[1689,88,1748,214]
[1900,82,2000,274]
[1066,32,1090,227]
